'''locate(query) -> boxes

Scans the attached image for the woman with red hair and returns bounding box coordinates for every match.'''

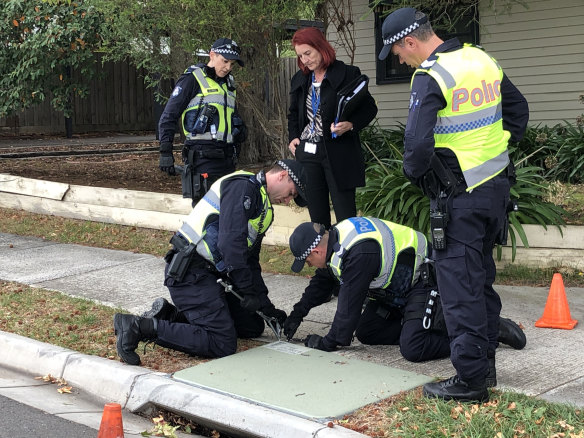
[288,27,377,228]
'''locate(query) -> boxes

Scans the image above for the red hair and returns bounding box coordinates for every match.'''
[291,27,336,75]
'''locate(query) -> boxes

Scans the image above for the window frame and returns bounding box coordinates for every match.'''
[374,5,480,85]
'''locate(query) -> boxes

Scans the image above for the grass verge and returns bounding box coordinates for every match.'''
[1,207,582,286]
[1,207,583,437]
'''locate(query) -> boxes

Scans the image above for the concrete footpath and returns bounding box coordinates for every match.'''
[0,232,583,437]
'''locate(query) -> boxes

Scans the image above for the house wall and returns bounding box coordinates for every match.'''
[480,0,584,126]
[329,0,584,129]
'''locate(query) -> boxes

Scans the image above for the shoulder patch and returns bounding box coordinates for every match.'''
[243,196,251,210]
[409,91,419,110]
[171,86,182,98]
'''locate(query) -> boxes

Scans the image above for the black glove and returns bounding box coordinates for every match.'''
[159,142,176,175]
[304,334,336,352]
[283,312,303,341]
[231,116,247,144]
[238,286,262,314]
[261,305,287,326]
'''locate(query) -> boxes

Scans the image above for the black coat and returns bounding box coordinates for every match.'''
[288,60,378,189]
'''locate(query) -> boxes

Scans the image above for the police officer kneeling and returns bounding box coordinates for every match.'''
[114,160,308,365]
[283,218,526,386]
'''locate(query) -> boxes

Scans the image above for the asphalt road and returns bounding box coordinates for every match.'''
[0,393,98,438]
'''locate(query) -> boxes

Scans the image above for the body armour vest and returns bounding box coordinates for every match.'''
[412,44,511,190]
[328,217,427,291]
[177,171,273,267]
[181,66,236,143]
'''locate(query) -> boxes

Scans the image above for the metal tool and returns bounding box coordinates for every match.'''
[217,279,282,340]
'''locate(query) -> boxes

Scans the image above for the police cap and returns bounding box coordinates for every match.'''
[275,159,308,207]
[289,222,327,273]
[378,7,428,61]
[211,38,244,67]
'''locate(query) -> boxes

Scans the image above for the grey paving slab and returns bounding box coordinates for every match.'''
[0,232,59,250]
[36,256,169,314]
[0,239,153,284]
[173,341,433,421]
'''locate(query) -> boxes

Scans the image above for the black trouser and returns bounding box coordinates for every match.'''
[431,172,509,383]
[355,285,450,363]
[155,264,264,358]
[181,141,237,203]
[295,139,356,228]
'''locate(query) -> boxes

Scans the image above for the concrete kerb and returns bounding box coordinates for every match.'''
[0,331,367,438]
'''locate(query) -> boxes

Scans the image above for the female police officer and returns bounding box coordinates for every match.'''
[158,38,247,203]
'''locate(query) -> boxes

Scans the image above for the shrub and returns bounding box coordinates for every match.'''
[356,124,566,260]
[515,121,584,184]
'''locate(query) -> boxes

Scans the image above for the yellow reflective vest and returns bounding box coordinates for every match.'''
[329,217,427,290]
[181,66,236,143]
[177,171,273,265]
[413,44,511,190]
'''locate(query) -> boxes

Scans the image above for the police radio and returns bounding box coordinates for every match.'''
[192,105,217,134]
[430,209,448,250]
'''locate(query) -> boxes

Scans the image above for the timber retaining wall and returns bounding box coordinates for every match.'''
[1,173,582,270]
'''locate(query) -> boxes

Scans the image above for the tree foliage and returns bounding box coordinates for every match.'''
[0,0,103,118]
[93,0,320,162]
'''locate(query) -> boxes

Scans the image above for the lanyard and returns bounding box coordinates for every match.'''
[310,72,322,134]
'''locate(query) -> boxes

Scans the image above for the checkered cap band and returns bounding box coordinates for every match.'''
[213,47,240,57]
[383,21,421,46]
[277,160,305,192]
[295,234,322,261]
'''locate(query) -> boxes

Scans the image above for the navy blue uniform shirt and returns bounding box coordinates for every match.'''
[293,230,382,347]
[215,174,270,301]
[403,38,529,186]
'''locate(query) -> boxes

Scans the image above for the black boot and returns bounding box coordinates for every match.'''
[113,314,157,366]
[423,375,489,403]
[141,298,187,323]
[142,298,171,319]
[498,317,527,350]
[485,355,497,388]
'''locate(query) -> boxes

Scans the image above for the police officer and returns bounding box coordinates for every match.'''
[283,219,526,373]
[158,38,247,203]
[114,160,308,366]
[378,8,529,402]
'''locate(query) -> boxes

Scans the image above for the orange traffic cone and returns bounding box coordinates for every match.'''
[97,403,125,438]
[535,273,578,330]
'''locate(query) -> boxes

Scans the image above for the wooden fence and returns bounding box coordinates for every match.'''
[0,57,299,138]
[0,56,162,136]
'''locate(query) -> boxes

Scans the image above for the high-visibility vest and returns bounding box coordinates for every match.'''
[181,66,236,143]
[413,44,511,190]
[329,217,427,290]
[177,171,273,265]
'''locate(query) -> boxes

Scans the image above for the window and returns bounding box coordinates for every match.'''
[373,4,480,85]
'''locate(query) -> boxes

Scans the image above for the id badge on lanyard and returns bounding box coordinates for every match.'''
[306,71,322,155]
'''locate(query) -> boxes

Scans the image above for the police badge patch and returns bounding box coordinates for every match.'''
[243,196,251,210]
[409,91,417,109]
[171,86,182,98]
